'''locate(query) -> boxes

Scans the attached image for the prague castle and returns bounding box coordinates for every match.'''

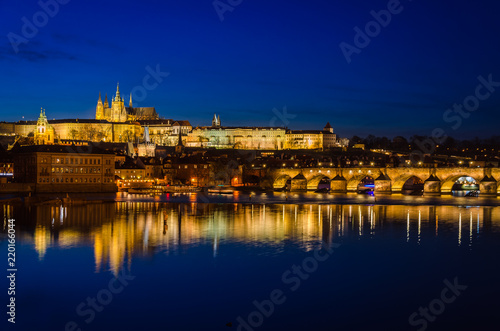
[96,83,159,122]
[0,84,348,150]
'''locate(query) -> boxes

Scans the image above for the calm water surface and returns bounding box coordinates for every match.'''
[1,199,499,330]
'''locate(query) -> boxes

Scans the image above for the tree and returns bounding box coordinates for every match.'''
[122,130,134,142]
[69,129,79,140]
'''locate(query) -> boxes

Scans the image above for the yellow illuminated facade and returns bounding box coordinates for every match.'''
[96,83,159,122]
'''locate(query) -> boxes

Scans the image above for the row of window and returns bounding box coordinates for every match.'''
[49,157,101,165]
[178,165,208,169]
[50,167,103,174]
[38,177,113,183]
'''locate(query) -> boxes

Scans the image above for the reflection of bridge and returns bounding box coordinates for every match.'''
[262,167,500,195]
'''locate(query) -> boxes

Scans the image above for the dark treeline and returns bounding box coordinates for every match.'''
[350,135,500,156]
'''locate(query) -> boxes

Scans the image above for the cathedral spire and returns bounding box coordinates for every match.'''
[104,93,109,107]
[98,92,102,104]
[129,93,133,107]
[116,82,121,101]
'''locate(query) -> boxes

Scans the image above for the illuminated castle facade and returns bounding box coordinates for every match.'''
[0,84,348,149]
[96,83,159,122]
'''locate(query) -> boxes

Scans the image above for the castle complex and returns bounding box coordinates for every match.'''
[0,83,348,150]
[95,83,159,122]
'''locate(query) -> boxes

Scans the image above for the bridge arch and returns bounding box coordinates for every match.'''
[392,175,425,193]
[347,174,374,192]
[307,174,332,190]
[441,175,479,194]
[273,174,291,189]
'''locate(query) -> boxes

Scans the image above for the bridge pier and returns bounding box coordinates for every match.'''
[374,173,392,195]
[330,174,347,193]
[424,175,441,195]
[291,173,307,191]
[480,176,497,196]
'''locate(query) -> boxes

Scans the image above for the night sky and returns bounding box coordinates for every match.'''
[1,0,499,138]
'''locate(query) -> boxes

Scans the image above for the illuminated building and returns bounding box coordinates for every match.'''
[186,116,345,150]
[95,83,159,122]
[12,145,116,192]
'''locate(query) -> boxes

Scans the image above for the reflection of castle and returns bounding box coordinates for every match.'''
[22,203,493,274]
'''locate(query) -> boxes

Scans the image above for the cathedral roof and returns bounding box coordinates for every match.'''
[172,120,191,126]
[126,107,158,119]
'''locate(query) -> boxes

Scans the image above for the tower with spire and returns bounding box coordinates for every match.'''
[212,114,221,128]
[175,128,184,154]
[34,108,55,144]
[110,83,127,122]
[95,92,104,120]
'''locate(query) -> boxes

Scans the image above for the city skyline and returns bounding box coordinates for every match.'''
[1,0,499,138]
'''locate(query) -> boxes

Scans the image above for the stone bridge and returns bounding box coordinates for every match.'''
[261,167,500,195]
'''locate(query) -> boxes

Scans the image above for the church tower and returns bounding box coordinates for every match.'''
[175,129,184,154]
[129,94,133,107]
[34,108,55,144]
[96,92,104,120]
[212,114,221,128]
[111,83,127,122]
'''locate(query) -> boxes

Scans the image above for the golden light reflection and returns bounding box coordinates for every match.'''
[5,203,497,274]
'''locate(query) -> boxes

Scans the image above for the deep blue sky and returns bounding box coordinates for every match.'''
[1,0,499,138]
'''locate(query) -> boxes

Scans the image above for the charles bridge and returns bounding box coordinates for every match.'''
[257,166,500,195]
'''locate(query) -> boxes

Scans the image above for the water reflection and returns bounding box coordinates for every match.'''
[2,203,499,275]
